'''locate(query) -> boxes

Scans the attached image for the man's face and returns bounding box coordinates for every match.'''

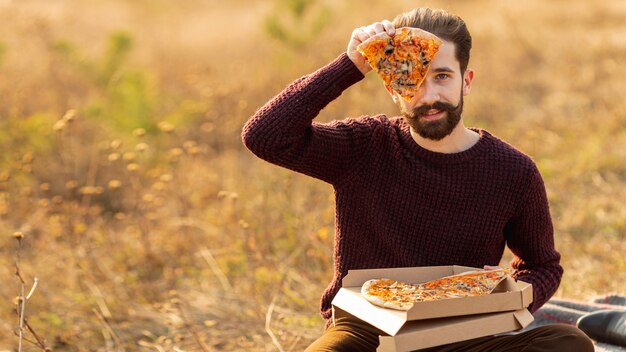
[393,40,474,141]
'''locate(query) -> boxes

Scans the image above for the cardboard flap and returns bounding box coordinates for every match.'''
[491,278,533,308]
[332,288,408,335]
[492,276,514,292]
[452,265,483,274]
[513,308,535,328]
[518,280,533,307]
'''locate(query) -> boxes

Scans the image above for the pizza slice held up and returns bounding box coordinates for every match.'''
[357,27,443,101]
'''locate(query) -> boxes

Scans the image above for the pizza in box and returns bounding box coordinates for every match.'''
[361,268,511,311]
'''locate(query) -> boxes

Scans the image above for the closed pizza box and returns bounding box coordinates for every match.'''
[331,265,533,337]
[333,306,534,352]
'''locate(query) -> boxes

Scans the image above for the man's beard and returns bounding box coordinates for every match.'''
[402,95,464,141]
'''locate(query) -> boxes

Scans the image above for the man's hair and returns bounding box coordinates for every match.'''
[392,8,472,74]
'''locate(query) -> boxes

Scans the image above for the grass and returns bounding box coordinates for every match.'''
[0,0,625,350]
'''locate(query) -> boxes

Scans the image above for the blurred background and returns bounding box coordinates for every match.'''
[0,0,625,350]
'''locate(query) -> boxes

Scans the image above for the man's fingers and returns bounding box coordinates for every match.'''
[352,28,368,44]
[362,25,377,37]
[353,21,395,46]
[381,20,395,36]
[347,20,395,75]
[372,22,385,35]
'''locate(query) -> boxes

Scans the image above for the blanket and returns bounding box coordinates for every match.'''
[527,294,626,352]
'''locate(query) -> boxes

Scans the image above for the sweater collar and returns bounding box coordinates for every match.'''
[400,123,493,164]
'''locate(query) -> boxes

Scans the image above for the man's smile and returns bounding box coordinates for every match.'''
[420,109,446,121]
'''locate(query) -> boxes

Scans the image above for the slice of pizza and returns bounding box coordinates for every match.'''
[357,27,443,101]
[418,268,511,298]
[361,269,511,311]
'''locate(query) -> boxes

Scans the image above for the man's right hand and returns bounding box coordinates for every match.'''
[347,20,395,75]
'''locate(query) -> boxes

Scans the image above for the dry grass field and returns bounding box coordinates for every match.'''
[0,0,625,350]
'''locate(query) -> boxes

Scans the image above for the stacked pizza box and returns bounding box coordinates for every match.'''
[331,265,534,352]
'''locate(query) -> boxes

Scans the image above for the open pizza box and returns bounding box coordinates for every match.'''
[331,265,535,351]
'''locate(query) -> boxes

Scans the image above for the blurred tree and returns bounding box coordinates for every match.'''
[100,31,133,86]
[52,31,156,132]
[263,0,331,48]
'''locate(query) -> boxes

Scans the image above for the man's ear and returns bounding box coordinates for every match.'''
[463,69,474,96]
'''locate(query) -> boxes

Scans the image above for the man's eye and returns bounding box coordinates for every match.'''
[435,73,449,80]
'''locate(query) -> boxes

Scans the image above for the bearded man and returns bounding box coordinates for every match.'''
[242,7,593,352]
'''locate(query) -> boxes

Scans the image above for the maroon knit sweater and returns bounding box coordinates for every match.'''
[242,53,562,321]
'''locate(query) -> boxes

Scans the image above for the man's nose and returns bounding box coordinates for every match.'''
[416,79,440,106]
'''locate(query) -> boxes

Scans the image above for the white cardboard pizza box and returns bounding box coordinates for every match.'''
[330,265,533,337]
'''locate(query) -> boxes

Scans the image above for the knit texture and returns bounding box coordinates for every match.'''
[242,53,563,321]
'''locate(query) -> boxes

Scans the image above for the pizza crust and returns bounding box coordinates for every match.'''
[361,280,390,308]
[361,278,415,311]
[358,27,441,52]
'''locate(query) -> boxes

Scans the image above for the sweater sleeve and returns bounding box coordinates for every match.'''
[241,53,372,184]
[505,164,563,313]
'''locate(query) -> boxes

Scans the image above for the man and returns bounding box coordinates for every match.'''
[242,7,594,352]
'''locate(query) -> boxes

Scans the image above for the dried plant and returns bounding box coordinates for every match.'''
[13,232,49,351]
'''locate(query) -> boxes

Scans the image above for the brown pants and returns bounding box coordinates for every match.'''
[305,315,594,352]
